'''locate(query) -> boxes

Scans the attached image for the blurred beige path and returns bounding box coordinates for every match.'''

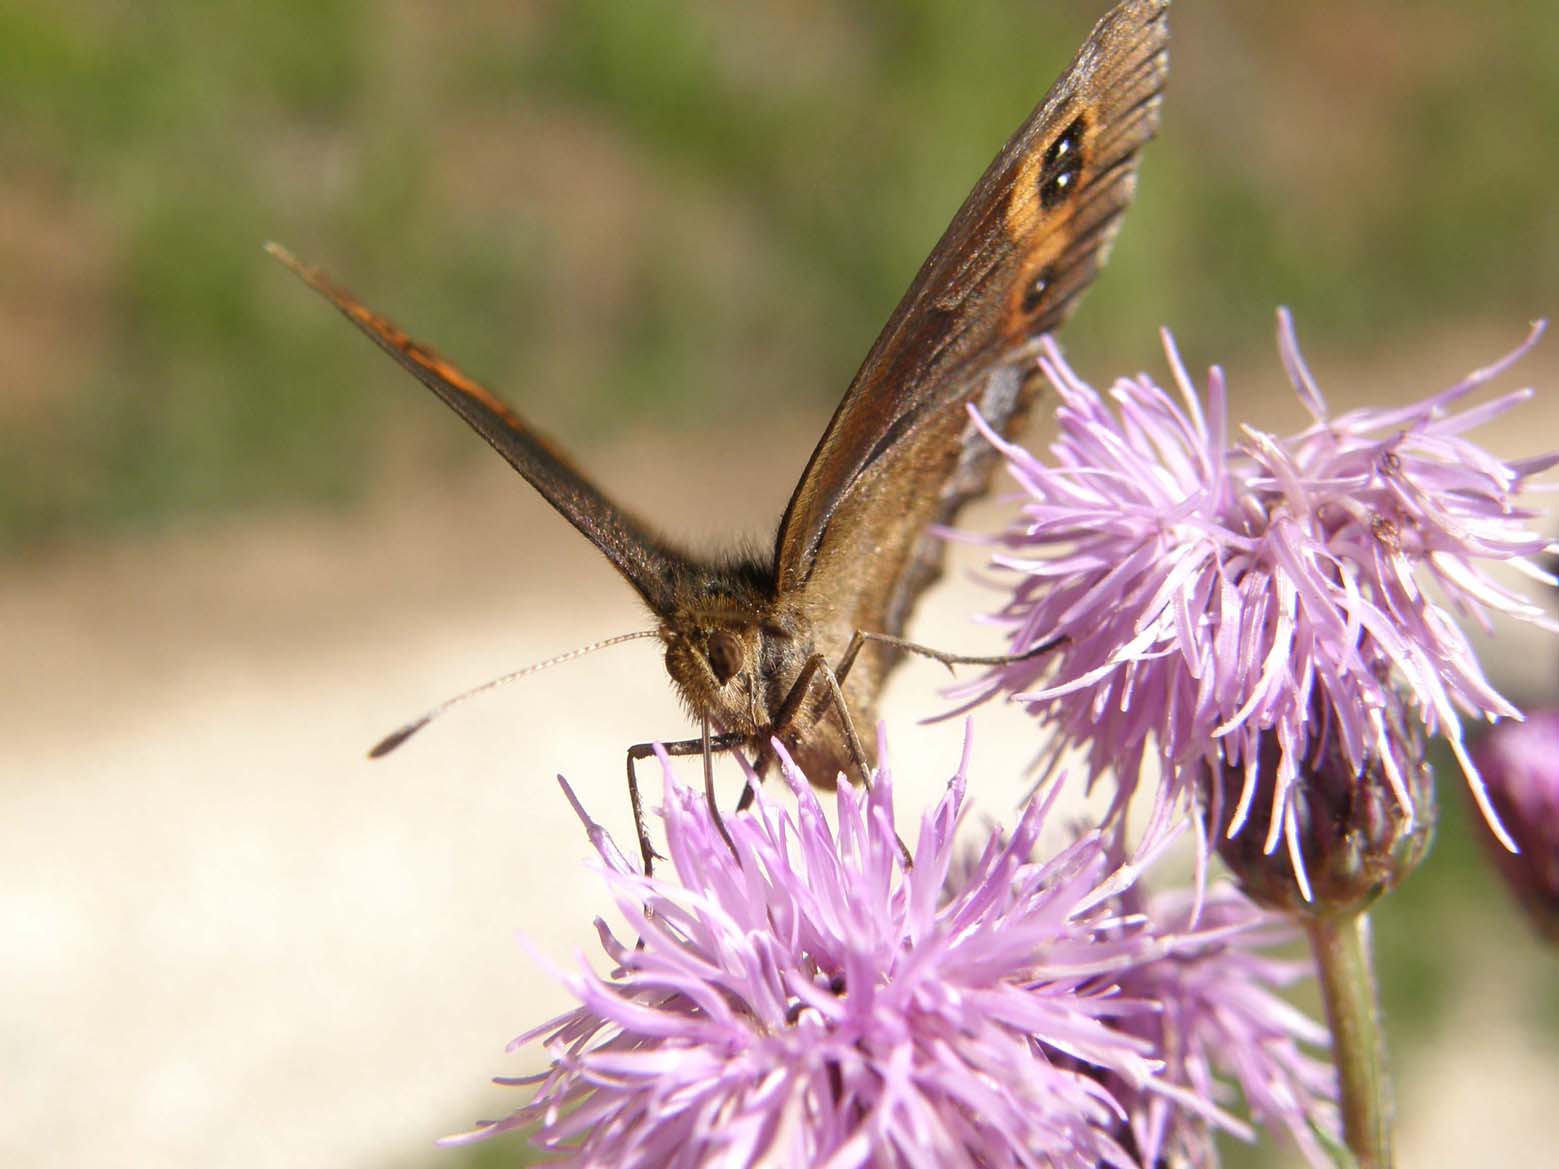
[3,330,1556,1169]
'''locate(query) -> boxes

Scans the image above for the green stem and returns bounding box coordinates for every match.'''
[1306,912,1392,1169]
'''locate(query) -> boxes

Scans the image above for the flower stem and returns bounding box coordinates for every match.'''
[1306,912,1392,1168]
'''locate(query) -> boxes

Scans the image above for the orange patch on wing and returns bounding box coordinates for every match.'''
[266,243,528,432]
[1004,150,1047,241]
[403,342,523,425]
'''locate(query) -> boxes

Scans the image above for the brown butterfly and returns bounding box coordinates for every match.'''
[270,0,1168,868]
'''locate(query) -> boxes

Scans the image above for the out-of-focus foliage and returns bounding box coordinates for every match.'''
[2,0,1555,552]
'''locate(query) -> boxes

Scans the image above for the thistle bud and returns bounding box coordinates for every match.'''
[1204,689,1436,918]
[1470,712,1559,944]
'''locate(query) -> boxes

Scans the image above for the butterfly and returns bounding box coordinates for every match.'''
[269,0,1169,869]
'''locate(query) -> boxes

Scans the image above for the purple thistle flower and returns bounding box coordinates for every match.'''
[958,312,1558,889]
[1470,711,1559,943]
[1102,888,1339,1167]
[449,731,1333,1168]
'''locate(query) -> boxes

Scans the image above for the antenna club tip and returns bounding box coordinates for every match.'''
[368,717,430,759]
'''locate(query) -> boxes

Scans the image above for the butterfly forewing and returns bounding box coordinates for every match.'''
[264,244,693,616]
[770,0,1168,711]
[774,0,1169,599]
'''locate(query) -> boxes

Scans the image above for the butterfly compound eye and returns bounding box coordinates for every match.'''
[707,631,743,685]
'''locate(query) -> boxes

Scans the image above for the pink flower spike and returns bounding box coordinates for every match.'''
[454,729,1334,1167]
[959,313,1558,878]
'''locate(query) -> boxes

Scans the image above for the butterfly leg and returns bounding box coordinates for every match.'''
[733,745,774,812]
[767,651,923,868]
[833,628,1063,682]
[766,628,1057,777]
[626,730,747,875]
[768,651,874,789]
[764,631,1057,794]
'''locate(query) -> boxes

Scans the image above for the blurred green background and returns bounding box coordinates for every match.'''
[5,0,1556,552]
[3,2,1555,1168]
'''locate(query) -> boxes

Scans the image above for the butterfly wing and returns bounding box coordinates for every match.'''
[772,0,1169,665]
[266,243,692,615]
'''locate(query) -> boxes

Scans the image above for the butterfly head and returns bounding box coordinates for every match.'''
[661,616,767,736]
[656,555,795,738]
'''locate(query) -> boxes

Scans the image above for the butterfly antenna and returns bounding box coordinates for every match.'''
[368,629,662,758]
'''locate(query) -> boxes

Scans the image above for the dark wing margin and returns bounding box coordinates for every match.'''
[265,243,689,615]
[773,0,1169,595]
